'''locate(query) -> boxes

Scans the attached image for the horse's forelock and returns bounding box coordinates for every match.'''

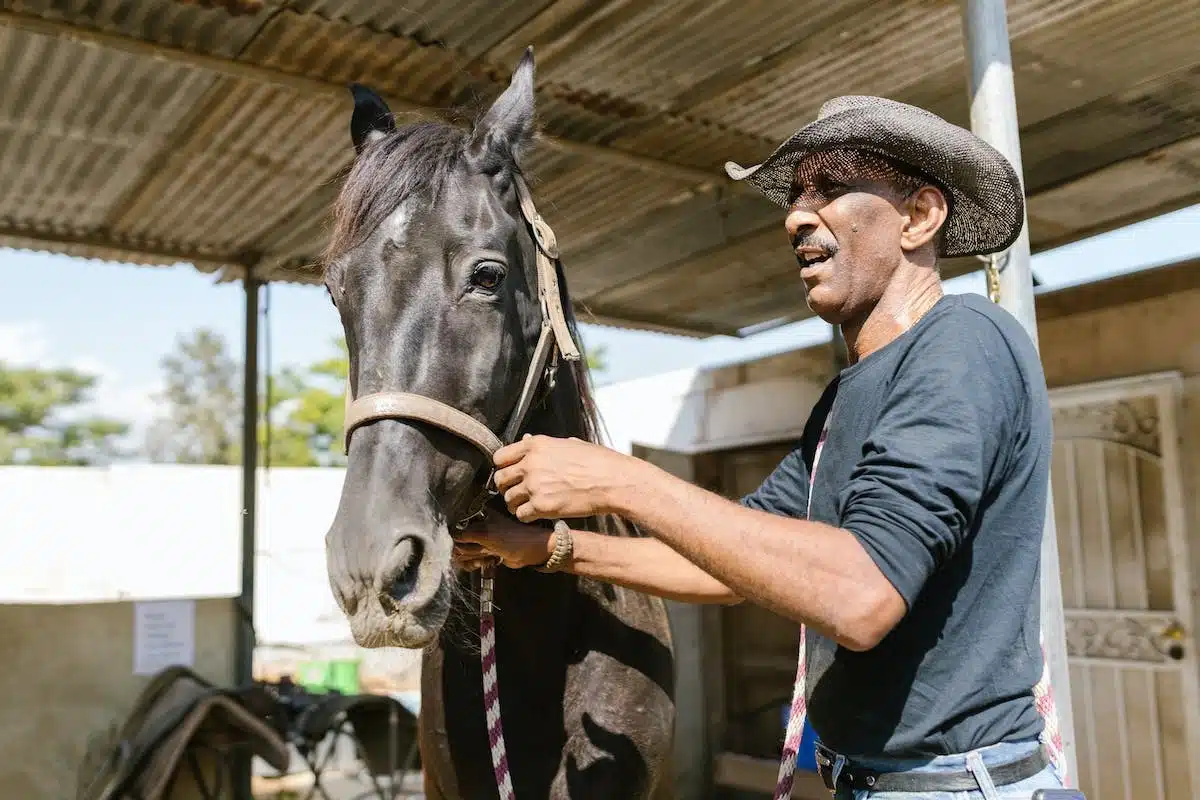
[323,120,475,268]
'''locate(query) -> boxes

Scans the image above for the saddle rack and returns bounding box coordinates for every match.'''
[76,665,289,800]
[76,665,422,800]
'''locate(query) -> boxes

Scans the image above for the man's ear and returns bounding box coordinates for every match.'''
[466,47,537,171]
[900,185,948,252]
[349,84,396,155]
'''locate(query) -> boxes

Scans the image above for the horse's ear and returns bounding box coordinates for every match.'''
[468,47,536,169]
[349,84,396,155]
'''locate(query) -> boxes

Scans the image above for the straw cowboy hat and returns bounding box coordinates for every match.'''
[724,95,1026,258]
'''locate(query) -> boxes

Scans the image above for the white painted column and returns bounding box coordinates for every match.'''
[960,0,1078,785]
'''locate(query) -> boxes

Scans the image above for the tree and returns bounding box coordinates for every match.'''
[144,328,241,465]
[262,337,347,467]
[0,361,130,465]
[585,343,608,376]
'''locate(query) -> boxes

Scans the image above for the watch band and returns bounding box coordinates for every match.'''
[539,521,573,572]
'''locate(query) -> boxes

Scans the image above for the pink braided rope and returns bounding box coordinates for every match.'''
[1034,637,1068,784]
[480,571,515,800]
[772,418,1068,797]
[773,419,826,799]
[774,626,809,799]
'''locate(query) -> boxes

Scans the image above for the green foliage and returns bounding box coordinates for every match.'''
[585,342,608,376]
[144,328,242,465]
[262,337,348,467]
[0,361,130,465]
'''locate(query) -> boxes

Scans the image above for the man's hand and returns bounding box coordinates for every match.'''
[493,434,642,522]
[453,510,555,570]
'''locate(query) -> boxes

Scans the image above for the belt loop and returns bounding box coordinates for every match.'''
[831,754,848,787]
[965,750,1002,800]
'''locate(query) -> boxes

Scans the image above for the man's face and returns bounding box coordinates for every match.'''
[784,149,927,324]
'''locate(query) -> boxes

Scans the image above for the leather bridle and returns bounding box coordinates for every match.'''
[340,173,582,529]
[337,173,580,800]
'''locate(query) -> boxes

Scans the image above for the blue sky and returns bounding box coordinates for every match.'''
[1,202,1198,440]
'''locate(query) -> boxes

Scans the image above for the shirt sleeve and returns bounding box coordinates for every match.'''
[740,446,811,519]
[838,316,1024,609]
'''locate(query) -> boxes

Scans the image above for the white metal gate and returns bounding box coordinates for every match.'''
[1049,372,1199,800]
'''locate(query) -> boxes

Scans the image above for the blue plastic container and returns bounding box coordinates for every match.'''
[780,705,819,772]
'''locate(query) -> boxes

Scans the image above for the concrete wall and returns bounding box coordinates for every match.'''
[0,599,236,799]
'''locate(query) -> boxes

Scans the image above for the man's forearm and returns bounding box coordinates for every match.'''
[611,461,905,651]
[562,530,743,605]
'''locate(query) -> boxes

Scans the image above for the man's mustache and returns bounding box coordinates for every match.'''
[791,230,838,255]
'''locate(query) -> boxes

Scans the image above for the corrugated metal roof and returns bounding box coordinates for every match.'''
[1,0,1197,335]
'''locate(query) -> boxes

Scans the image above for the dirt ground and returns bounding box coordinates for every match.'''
[252,768,424,799]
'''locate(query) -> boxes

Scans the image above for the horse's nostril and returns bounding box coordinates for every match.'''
[382,537,424,606]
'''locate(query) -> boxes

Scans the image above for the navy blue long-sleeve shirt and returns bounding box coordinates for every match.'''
[742,292,1052,759]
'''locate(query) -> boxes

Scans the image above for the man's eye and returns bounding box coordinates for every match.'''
[470,263,506,291]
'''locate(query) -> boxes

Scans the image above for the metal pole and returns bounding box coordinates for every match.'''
[960,0,1077,785]
[233,274,261,800]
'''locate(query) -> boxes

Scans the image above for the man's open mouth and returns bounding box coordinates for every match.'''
[796,251,831,269]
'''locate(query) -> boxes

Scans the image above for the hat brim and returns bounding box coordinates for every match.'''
[725,101,1025,258]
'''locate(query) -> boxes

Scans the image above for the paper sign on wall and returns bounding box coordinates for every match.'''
[133,599,196,676]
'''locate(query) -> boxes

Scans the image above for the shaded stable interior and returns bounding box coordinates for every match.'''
[2,0,1197,337]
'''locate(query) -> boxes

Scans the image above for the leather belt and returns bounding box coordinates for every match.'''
[815,743,1049,792]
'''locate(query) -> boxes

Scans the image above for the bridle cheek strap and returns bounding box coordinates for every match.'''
[513,175,579,364]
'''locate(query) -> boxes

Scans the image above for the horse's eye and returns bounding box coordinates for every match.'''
[470,262,506,291]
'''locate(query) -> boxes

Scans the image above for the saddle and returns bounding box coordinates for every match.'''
[76,665,289,800]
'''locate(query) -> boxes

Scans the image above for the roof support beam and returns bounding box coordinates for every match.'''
[575,303,735,338]
[0,224,245,272]
[962,0,1077,786]
[0,7,723,188]
[231,272,260,800]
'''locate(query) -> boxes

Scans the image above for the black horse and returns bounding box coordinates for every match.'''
[321,50,677,798]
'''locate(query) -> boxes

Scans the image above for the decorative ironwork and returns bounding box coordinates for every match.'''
[1052,396,1161,456]
[1064,611,1184,663]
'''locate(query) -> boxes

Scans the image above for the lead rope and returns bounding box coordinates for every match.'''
[479,565,515,800]
[772,415,828,800]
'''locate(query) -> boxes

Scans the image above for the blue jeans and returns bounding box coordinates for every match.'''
[828,739,1065,799]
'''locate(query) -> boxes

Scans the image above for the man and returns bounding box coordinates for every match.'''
[457,96,1065,798]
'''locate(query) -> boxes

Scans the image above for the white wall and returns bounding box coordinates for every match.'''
[593,361,826,457]
[0,465,349,650]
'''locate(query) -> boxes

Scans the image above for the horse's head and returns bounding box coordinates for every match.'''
[322,50,556,648]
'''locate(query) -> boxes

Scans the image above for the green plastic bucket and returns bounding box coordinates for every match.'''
[296,658,361,695]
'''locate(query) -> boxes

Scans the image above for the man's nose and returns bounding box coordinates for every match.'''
[785,206,822,241]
